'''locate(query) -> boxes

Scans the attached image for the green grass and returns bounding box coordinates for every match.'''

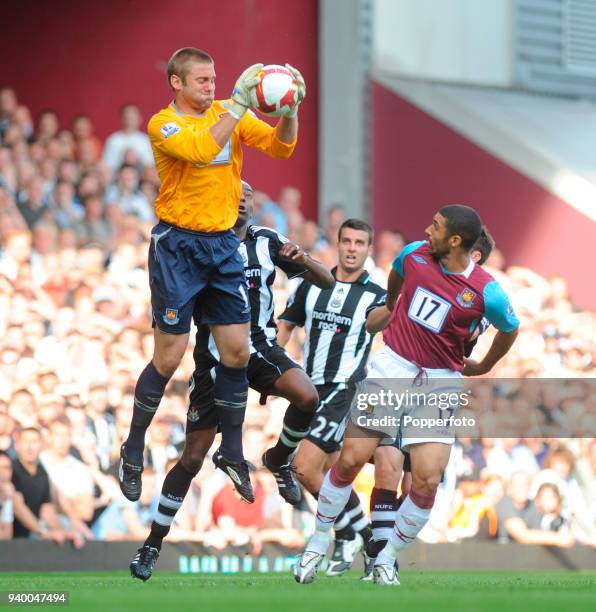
[0,571,594,612]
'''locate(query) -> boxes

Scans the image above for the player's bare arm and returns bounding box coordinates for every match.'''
[385,267,403,311]
[365,305,391,334]
[462,327,519,376]
[276,320,296,347]
[366,269,403,333]
[278,242,334,289]
[275,115,298,144]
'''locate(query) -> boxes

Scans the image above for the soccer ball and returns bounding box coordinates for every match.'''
[250,65,298,117]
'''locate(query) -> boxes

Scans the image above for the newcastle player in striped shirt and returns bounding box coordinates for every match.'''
[277,218,385,577]
[129,182,333,581]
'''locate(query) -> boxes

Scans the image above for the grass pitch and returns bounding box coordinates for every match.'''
[0,571,593,612]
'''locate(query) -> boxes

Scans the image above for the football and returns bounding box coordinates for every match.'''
[250,64,299,117]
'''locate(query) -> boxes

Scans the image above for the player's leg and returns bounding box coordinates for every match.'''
[294,439,333,494]
[400,457,412,503]
[373,441,451,583]
[124,328,188,460]
[130,427,217,581]
[293,383,353,495]
[294,425,379,584]
[210,321,251,459]
[264,367,318,466]
[257,353,318,504]
[295,385,373,576]
[120,223,203,501]
[363,444,404,580]
[130,365,219,582]
[203,237,252,497]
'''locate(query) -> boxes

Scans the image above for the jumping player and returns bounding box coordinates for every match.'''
[119,48,306,503]
[129,182,332,580]
[294,205,519,586]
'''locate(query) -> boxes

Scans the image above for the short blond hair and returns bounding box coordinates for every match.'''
[167,47,213,88]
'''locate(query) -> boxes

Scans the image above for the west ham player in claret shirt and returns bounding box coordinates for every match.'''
[294,205,519,586]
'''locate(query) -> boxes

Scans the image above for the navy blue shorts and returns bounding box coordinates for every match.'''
[186,343,301,432]
[149,221,250,334]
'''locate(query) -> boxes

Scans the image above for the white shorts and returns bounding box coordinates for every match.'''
[350,345,464,450]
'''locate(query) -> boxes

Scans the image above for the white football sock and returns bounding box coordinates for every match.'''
[313,467,353,537]
[375,493,432,565]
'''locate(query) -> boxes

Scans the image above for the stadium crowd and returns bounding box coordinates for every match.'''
[0,87,594,550]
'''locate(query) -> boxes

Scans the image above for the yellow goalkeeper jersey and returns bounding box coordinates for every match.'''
[147,101,296,232]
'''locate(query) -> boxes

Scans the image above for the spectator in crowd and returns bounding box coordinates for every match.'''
[71,114,102,163]
[278,186,303,240]
[11,427,83,547]
[0,87,18,139]
[85,382,116,472]
[104,164,154,222]
[448,475,504,541]
[35,110,60,145]
[39,416,95,539]
[102,104,154,170]
[252,189,288,235]
[375,230,405,272]
[532,445,596,545]
[49,181,83,230]
[16,176,51,229]
[73,195,112,249]
[0,407,15,454]
[145,415,181,476]
[0,450,15,539]
[13,106,33,142]
[323,204,345,248]
[497,471,575,547]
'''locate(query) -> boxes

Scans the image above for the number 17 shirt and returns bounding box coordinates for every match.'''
[384,241,519,371]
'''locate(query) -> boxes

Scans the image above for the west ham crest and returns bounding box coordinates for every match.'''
[456,288,476,308]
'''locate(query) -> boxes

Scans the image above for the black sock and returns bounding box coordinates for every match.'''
[144,461,195,550]
[370,487,399,544]
[334,511,356,541]
[344,489,371,541]
[126,361,169,461]
[214,363,248,462]
[265,404,312,467]
[366,537,388,558]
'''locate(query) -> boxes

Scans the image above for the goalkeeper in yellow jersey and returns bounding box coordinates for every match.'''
[119,47,305,506]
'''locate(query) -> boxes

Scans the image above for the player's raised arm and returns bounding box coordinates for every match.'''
[366,262,405,334]
[462,280,520,376]
[278,241,334,289]
[365,294,391,334]
[385,267,404,312]
[148,62,263,165]
[238,63,305,158]
[462,328,518,376]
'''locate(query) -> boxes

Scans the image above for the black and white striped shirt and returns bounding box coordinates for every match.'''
[280,269,386,385]
[195,225,307,359]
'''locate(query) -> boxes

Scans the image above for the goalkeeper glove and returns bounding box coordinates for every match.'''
[284,63,306,118]
[223,63,263,120]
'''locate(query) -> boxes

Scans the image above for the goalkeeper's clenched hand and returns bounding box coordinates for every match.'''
[284,63,306,118]
[223,63,263,120]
